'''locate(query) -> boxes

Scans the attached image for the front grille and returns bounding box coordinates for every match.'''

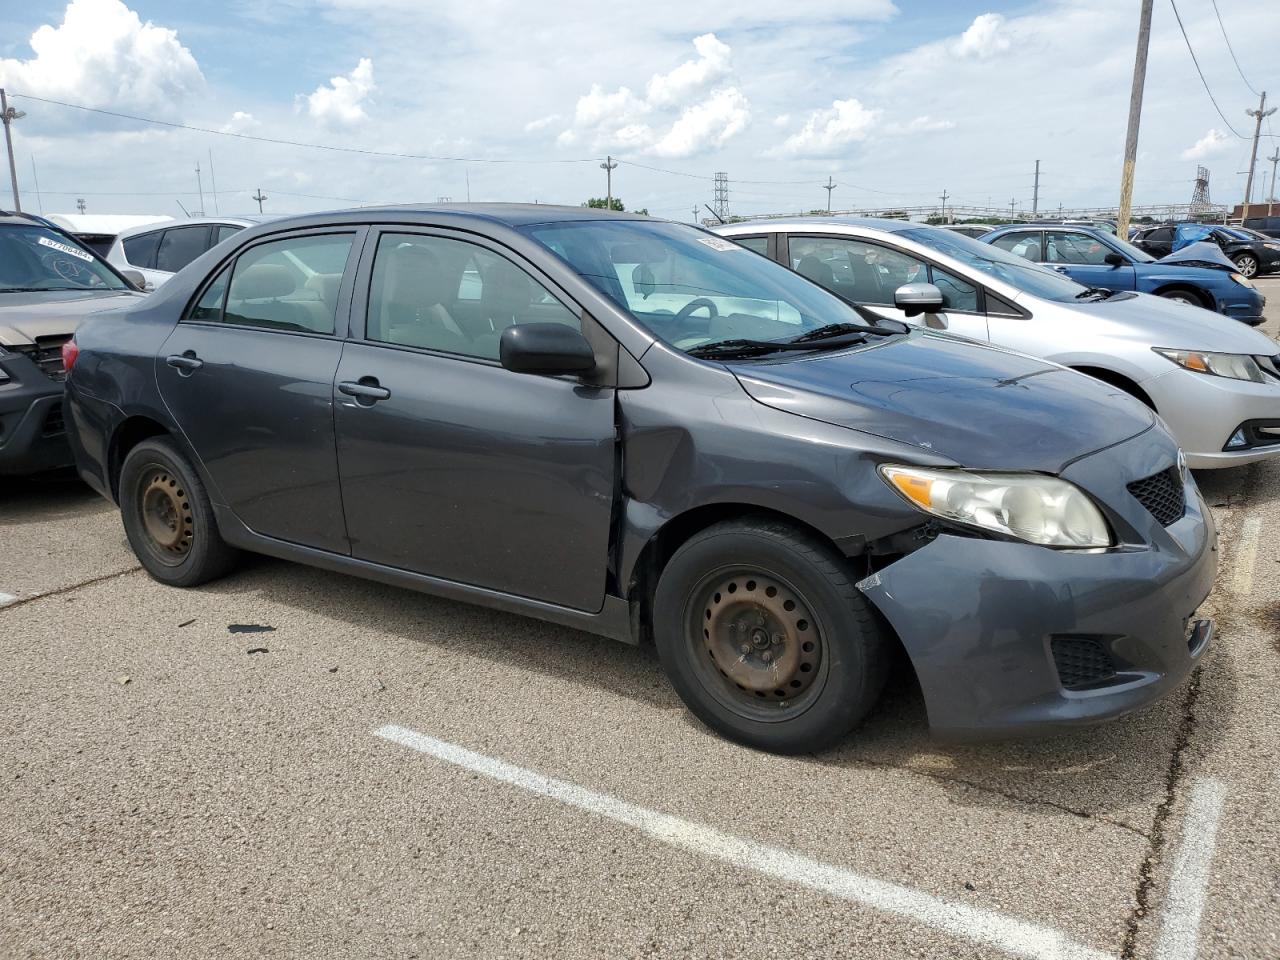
[11,335,72,382]
[1051,637,1117,690]
[1126,467,1185,527]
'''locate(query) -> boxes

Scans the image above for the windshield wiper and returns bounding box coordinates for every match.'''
[0,286,78,292]
[787,321,903,344]
[687,333,869,360]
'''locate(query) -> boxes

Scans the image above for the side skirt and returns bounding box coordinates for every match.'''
[212,504,637,644]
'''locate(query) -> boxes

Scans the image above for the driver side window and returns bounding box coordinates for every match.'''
[787,235,927,306]
[1045,231,1111,265]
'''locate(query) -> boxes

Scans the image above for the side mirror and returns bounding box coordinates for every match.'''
[121,269,147,290]
[1103,252,1126,267]
[499,323,597,376]
[893,282,944,317]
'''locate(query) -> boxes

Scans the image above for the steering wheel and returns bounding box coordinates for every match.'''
[673,297,719,338]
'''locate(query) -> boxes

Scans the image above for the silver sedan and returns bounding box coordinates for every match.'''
[713,217,1280,469]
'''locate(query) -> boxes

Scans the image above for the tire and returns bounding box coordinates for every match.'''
[1233,254,1258,278]
[1157,288,1205,307]
[652,518,890,754]
[119,437,239,587]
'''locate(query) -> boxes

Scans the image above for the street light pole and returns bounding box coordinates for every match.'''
[252,188,267,214]
[1267,149,1280,205]
[1243,92,1277,221]
[1,88,26,212]
[824,175,836,213]
[1116,0,1153,239]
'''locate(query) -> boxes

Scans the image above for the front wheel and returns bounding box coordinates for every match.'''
[652,519,890,754]
[119,437,239,587]
[1158,289,1204,307]
[1233,254,1258,278]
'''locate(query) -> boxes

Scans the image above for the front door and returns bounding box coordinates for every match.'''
[1042,230,1136,292]
[156,229,361,553]
[333,228,616,612]
[784,233,991,341]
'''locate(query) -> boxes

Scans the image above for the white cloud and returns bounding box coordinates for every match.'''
[220,111,257,133]
[951,13,1011,60]
[652,87,750,157]
[645,33,733,108]
[553,33,749,158]
[301,57,375,126]
[778,98,880,156]
[1180,128,1232,161]
[885,114,956,135]
[0,0,203,113]
[523,113,561,132]
[773,113,791,127]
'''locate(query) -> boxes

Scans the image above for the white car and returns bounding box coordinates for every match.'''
[713,217,1280,468]
[106,217,269,290]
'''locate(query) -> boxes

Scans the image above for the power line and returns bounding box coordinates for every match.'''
[8,92,601,165]
[1211,0,1259,97]
[1168,0,1246,139]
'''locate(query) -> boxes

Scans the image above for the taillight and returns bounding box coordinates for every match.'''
[61,338,79,373]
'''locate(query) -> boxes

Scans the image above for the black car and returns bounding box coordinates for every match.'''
[1132,223,1280,278]
[62,205,1215,752]
[1242,214,1280,240]
[0,211,145,475]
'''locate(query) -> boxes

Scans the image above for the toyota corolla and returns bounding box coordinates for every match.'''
[63,205,1215,752]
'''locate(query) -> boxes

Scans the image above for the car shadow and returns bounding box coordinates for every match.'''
[0,470,111,527]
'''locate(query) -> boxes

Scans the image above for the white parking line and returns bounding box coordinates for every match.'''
[1230,516,1262,596]
[1155,778,1228,960]
[375,724,1110,960]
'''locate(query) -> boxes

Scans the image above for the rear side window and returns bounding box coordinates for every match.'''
[156,226,211,273]
[123,230,162,269]
[189,266,230,323]
[222,234,355,334]
[214,224,243,245]
[733,235,769,255]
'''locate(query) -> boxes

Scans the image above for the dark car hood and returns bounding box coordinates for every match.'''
[1157,242,1236,271]
[0,289,142,344]
[731,332,1154,473]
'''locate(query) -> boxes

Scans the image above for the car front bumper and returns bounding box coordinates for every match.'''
[858,429,1216,738]
[0,353,72,475]
[1216,285,1265,324]
[1144,366,1280,468]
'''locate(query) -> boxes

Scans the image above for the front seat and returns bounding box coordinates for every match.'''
[375,245,468,353]
[796,255,836,288]
[227,263,310,330]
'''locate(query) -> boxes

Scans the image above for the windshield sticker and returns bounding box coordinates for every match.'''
[697,237,743,252]
[38,235,95,263]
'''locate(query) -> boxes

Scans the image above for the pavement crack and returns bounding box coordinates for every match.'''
[0,566,142,612]
[851,757,1150,839]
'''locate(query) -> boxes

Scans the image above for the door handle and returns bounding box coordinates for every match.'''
[165,351,203,374]
[338,379,391,403]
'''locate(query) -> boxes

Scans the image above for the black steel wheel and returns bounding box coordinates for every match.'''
[653,518,890,754]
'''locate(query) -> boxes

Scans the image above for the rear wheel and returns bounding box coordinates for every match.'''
[1233,254,1258,278]
[652,519,890,754]
[119,437,238,587]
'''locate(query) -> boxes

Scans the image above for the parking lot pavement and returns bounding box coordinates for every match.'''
[2,284,1279,959]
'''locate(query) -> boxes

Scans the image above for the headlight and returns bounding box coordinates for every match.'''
[1154,348,1266,383]
[1230,272,1254,287]
[1264,243,1280,251]
[879,465,1112,548]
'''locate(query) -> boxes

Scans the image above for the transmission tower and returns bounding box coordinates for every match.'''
[713,171,729,221]
[1189,165,1212,217]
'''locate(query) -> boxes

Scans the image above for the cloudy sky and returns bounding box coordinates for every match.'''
[0,0,1277,221]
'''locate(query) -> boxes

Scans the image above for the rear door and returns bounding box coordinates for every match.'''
[156,228,362,553]
[784,233,990,340]
[332,227,617,612]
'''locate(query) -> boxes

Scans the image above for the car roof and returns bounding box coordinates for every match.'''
[715,215,920,234]
[114,215,274,239]
[222,203,656,235]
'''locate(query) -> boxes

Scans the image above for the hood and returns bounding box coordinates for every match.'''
[0,289,142,345]
[1076,290,1276,354]
[731,331,1154,473]
[1158,241,1237,271]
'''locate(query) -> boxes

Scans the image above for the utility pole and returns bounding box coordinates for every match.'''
[600,155,618,211]
[1032,160,1041,218]
[938,188,949,222]
[1009,197,1017,219]
[1116,0,1153,239]
[1,88,25,211]
[692,205,699,224]
[194,161,204,217]
[208,150,219,215]
[252,188,267,214]
[1267,149,1280,204]
[1243,92,1276,220]
[29,155,41,214]
[76,198,86,214]
[823,175,836,213]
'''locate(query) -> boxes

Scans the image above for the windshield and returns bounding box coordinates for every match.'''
[898,226,1093,303]
[521,219,883,352]
[0,224,128,291]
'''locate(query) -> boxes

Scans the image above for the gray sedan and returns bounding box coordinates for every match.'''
[715,217,1280,468]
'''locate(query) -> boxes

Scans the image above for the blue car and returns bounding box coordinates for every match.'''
[981,223,1265,325]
